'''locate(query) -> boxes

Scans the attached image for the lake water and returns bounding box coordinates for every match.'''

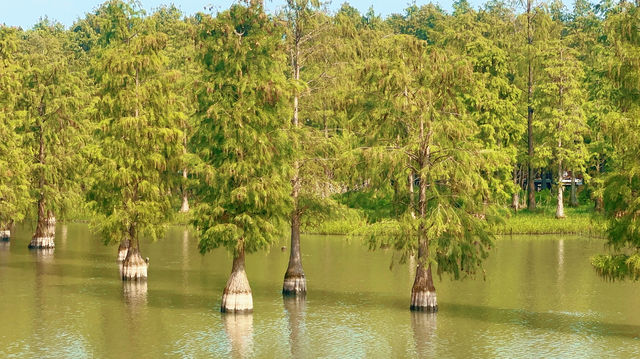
[1,224,640,358]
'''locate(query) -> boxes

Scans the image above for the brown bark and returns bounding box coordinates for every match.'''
[283,211,306,295]
[410,238,437,312]
[411,122,437,311]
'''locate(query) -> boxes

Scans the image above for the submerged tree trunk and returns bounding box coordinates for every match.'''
[30,123,54,249]
[222,241,253,313]
[283,211,306,295]
[411,240,437,312]
[570,171,578,207]
[118,238,130,262]
[556,161,565,219]
[29,200,55,249]
[122,225,147,280]
[0,222,10,241]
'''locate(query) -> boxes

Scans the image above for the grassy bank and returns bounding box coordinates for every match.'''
[304,205,606,237]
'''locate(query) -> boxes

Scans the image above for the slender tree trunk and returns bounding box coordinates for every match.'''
[570,171,578,207]
[556,52,565,219]
[409,172,416,218]
[221,240,253,313]
[283,208,306,295]
[283,22,306,296]
[180,168,190,213]
[556,159,565,219]
[526,0,536,211]
[512,166,520,211]
[122,225,147,280]
[594,160,604,212]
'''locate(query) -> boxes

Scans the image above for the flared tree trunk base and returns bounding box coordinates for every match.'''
[221,291,253,313]
[282,274,307,296]
[0,230,9,241]
[121,248,148,281]
[410,290,438,312]
[221,269,253,313]
[29,236,55,249]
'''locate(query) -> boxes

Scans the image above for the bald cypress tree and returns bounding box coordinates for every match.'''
[591,3,640,280]
[192,1,292,313]
[88,0,183,279]
[0,26,30,240]
[18,21,87,249]
[359,34,498,312]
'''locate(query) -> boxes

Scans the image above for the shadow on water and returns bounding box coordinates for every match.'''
[222,312,254,359]
[443,302,640,340]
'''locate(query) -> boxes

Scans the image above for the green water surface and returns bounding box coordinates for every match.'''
[1,224,639,358]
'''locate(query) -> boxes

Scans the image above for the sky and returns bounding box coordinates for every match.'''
[0,0,489,29]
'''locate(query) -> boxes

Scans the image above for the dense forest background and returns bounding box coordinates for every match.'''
[1,0,640,308]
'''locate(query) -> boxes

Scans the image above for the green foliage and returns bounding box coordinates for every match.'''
[591,3,640,281]
[0,26,30,227]
[191,2,292,256]
[87,0,183,244]
[17,20,89,221]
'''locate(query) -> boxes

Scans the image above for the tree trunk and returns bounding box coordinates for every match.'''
[283,211,306,295]
[410,238,437,312]
[30,122,54,249]
[180,168,190,213]
[526,0,536,211]
[556,161,565,219]
[512,166,520,211]
[412,126,437,312]
[570,171,578,207]
[595,196,603,212]
[0,222,10,241]
[118,238,130,262]
[121,225,147,280]
[409,173,416,218]
[29,199,55,249]
[221,241,253,313]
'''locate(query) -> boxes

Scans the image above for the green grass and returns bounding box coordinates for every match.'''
[493,205,606,236]
[303,205,606,237]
